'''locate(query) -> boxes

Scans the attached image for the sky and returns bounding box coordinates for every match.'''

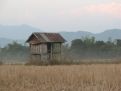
[0,0,121,33]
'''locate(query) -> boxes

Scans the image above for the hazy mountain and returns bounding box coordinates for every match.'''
[0,24,42,47]
[0,24,121,47]
[0,24,42,40]
[0,38,13,47]
[0,37,26,47]
[60,31,93,42]
[95,29,121,41]
[60,29,121,43]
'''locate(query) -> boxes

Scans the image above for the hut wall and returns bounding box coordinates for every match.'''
[30,44,47,54]
[30,43,62,61]
[52,43,61,53]
[52,43,61,60]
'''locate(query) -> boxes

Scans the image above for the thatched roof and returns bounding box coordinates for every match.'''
[26,32,66,44]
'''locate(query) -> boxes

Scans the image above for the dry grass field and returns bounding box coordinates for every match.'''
[0,64,121,91]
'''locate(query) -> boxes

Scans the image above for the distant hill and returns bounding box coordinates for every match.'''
[0,24,42,40]
[0,38,26,47]
[0,24,121,47]
[95,29,121,41]
[60,29,121,43]
[60,31,93,42]
[0,24,42,47]
[0,38,13,47]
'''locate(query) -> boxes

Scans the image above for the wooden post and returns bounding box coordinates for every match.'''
[60,43,62,61]
[50,43,52,60]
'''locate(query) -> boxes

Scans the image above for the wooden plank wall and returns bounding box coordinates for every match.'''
[30,43,62,61]
[30,44,47,54]
[52,43,61,60]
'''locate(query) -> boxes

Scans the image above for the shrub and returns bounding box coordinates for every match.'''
[0,61,3,65]
[25,60,49,66]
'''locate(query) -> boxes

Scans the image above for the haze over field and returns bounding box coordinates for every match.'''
[0,25,121,40]
[0,24,121,47]
[0,0,121,33]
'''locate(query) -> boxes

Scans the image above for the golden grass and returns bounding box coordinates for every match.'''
[0,64,121,91]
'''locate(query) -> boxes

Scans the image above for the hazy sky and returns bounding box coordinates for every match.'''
[0,0,121,33]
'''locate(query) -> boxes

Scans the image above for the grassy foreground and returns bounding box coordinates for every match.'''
[0,64,121,91]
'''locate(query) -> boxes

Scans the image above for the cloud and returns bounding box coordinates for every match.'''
[59,2,121,18]
[85,2,121,17]
[0,0,121,32]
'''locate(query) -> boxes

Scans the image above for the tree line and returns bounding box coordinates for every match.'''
[0,36,121,64]
[63,36,121,60]
[0,42,29,63]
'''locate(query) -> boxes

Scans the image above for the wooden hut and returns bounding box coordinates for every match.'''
[26,32,66,61]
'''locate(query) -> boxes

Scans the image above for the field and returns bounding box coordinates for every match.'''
[0,64,121,91]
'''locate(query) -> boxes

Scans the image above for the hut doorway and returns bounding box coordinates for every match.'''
[47,43,52,53]
[47,43,52,59]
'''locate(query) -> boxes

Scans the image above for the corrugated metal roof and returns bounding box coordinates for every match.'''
[26,32,66,43]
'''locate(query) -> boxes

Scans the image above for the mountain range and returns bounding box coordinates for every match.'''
[0,24,121,47]
[60,29,121,43]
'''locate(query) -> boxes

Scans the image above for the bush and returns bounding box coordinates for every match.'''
[0,61,3,65]
[25,60,49,66]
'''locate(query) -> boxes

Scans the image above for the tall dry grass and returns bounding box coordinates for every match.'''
[0,64,121,91]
